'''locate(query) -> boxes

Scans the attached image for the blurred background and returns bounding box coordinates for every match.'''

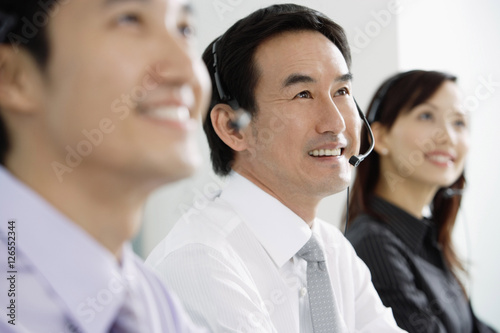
[134,0,500,329]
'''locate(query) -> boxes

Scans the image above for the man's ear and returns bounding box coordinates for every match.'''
[210,104,250,152]
[0,46,43,114]
[370,122,390,156]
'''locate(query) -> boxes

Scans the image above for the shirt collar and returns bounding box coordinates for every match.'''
[219,172,311,268]
[370,196,432,252]
[0,166,133,332]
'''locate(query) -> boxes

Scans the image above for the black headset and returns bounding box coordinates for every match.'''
[349,100,375,167]
[211,39,240,112]
[366,70,420,124]
[211,39,251,130]
[0,11,17,44]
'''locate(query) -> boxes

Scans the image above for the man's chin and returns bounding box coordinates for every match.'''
[161,157,201,183]
[319,175,351,196]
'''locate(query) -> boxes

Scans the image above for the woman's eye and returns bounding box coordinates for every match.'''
[179,24,195,38]
[117,13,141,26]
[418,112,433,120]
[295,91,312,99]
[453,119,467,128]
[334,87,350,96]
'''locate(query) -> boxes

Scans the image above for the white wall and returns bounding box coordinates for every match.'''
[137,0,500,330]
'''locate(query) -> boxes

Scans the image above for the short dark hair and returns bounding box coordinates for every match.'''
[202,3,352,176]
[0,0,58,165]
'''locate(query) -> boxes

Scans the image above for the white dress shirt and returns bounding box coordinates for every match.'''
[0,166,206,333]
[146,172,406,333]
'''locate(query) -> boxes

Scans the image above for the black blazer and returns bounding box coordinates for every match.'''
[346,197,497,333]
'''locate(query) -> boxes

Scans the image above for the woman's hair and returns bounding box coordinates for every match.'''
[348,70,467,279]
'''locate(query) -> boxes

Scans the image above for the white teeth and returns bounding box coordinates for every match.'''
[308,148,341,157]
[144,106,190,122]
[180,85,195,108]
[428,155,451,163]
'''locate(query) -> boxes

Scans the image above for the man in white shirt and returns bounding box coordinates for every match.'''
[0,0,210,332]
[146,4,406,333]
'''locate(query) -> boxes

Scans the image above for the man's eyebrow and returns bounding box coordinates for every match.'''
[282,72,353,89]
[282,74,316,89]
[337,73,353,83]
[103,0,150,7]
[102,0,194,16]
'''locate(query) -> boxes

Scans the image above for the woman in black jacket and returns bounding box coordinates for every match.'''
[346,70,496,333]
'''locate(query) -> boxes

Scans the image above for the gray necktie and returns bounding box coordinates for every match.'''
[297,234,340,333]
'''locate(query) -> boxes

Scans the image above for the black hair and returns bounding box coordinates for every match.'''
[0,0,59,165]
[202,3,351,176]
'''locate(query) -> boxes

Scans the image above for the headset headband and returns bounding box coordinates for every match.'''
[211,38,240,111]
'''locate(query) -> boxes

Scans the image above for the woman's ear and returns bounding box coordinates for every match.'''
[210,104,250,152]
[0,46,44,115]
[370,122,390,156]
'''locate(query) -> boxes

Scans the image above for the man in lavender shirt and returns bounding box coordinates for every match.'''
[0,0,210,332]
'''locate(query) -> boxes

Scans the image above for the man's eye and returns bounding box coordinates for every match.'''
[334,88,349,96]
[295,91,312,99]
[117,13,141,26]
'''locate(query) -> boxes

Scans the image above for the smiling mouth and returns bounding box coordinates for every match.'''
[426,154,455,164]
[139,106,191,122]
[308,148,342,157]
[428,155,451,163]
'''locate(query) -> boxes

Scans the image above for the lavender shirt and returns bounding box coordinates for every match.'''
[0,166,207,333]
